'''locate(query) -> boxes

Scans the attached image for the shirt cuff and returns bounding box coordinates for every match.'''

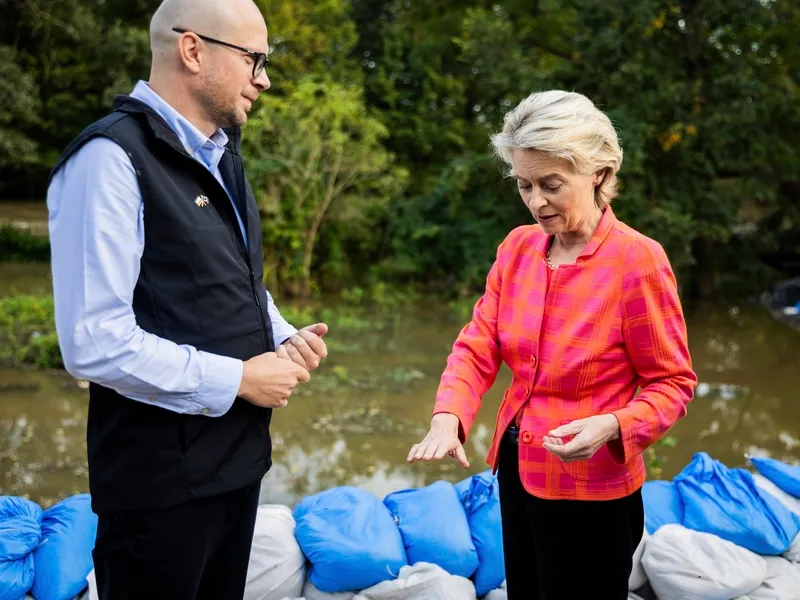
[272,324,299,347]
[195,352,244,417]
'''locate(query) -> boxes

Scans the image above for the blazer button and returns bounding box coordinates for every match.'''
[530,355,537,367]
[521,431,533,444]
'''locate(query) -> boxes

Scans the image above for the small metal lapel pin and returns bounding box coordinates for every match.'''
[194,195,209,207]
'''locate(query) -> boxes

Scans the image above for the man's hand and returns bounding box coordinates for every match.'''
[238,352,311,409]
[542,414,621,462]
[277,323,329,371]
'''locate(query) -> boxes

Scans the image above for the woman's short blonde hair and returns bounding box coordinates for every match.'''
[490,90,623,208]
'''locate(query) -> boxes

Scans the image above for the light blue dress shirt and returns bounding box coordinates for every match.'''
[47,80,297,417]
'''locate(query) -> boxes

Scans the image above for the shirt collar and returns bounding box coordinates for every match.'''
[578,205,617,260]
[534,205,617,262]
[129,81,229,169]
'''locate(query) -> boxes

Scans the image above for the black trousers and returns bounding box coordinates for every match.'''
[497,434,644,600]
[92,481,261,600]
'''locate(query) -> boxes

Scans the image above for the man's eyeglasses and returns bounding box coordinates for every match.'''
[172,28,268,79]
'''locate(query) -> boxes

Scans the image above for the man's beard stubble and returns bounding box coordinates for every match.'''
[199,73,246,130]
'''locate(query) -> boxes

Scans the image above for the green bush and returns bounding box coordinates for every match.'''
[0,225,50,262]
[0,294,62,368]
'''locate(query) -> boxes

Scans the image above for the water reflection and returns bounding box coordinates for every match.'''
[1,301,798,508]
[0,262,52,296]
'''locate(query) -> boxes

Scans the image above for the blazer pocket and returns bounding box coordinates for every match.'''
[558,420,629,481]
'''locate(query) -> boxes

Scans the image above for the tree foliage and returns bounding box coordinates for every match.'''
[2,0,798,298]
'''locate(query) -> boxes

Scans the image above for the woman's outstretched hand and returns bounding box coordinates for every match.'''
[542,414,621,462]
[407,413,470,468]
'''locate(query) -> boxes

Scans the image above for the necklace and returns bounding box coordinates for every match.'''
[545,247,557,270]
[546,241,557,270]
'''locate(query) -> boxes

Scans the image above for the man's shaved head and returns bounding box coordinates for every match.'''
[146,0,270,135]
[150,0,267,59]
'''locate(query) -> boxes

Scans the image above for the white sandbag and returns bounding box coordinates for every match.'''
[482,580,507,600]
[78,508,306,600]
[753,473,800,516]
[84,569,97,600]
[735,556,800,600]
[753,469,800,563]
[642,524,767,600]
[785,533,800,564]
[353,562,476,600]
[303,579,356,600]
[245,505,306,600]
[27,587,93,600]
[629,525,648,591]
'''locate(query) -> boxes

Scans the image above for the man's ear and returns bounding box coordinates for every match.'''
[176,32,204,75]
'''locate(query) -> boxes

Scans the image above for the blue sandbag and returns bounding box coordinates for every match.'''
[294,486,407,593]
[641,480,684,534]
[31,494,97,600]
[454,474,472,502]
[460,470,504,597]
[674,452,800,555]
[750,456,800,498]
[0,497,43,600]
[384,481,478,578]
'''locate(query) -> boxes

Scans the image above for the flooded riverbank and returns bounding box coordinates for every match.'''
[1,269,798,508]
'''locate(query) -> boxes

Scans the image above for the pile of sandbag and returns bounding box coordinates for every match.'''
[0,494,97,600]
[290,472,506,599]
[77,493,509,600]
[628,452,800,600]
[10,451,800,600]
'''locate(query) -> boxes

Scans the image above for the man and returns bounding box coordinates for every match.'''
[46,0,326,598]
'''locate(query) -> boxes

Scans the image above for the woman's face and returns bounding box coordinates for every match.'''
[510,149,600,236]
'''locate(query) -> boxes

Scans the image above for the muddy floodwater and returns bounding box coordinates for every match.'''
[1,257,798,509]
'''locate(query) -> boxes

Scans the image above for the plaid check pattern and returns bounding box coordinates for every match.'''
[433,206,697,500]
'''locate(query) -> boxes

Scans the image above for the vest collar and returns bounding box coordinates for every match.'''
[112,95,244,156]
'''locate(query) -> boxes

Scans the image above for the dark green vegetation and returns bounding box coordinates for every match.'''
[2,0,799,300]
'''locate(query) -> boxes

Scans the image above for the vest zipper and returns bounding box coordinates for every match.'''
[169,142,272,353]
[250,271,270,353]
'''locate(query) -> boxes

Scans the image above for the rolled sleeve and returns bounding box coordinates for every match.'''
[608,238,698,464]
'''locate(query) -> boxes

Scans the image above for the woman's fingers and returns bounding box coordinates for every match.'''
[406,444,420,463]
[407,430,462,464]
[544,429,600,462]
[410,436,436,462]
[432,439,453,460]
[453,444,470,468]
[422,434,445,460]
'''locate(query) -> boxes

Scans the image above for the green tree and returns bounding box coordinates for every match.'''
[559,0,800,296]
[0,0,150,195]
[0,46,41,181]
[243,76,407,296]
[255,0,360,91]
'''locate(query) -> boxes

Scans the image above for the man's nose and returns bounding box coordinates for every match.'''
[254,70,271,91]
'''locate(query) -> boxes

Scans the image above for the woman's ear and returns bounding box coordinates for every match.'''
[594,168,608,187]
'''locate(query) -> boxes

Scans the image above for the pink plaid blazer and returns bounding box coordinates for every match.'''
[433,207,697,500]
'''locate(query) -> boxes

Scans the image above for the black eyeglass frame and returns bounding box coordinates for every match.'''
[172,27,268,79]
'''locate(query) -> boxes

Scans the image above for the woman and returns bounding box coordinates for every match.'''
[407,90,697,599]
